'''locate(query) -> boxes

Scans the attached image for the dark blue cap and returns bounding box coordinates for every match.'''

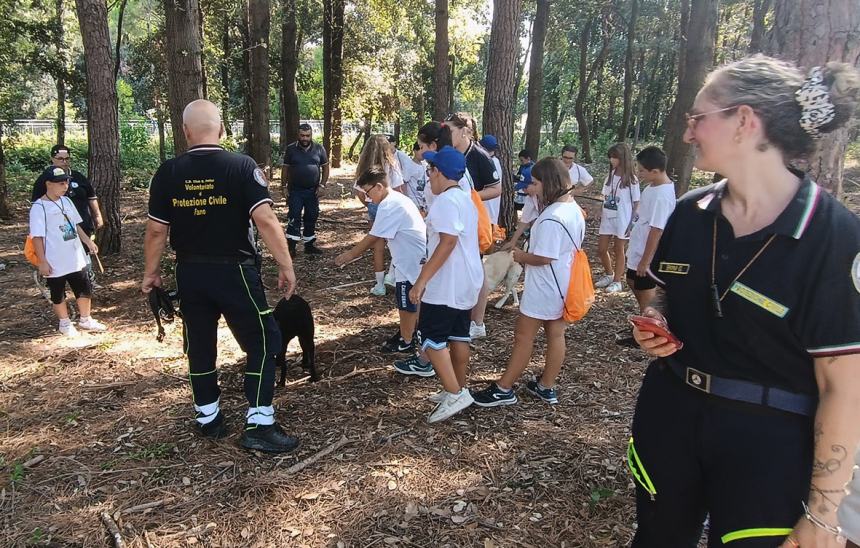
[42,166,70,182]
[423,146,466,181]
[479,135,498,150]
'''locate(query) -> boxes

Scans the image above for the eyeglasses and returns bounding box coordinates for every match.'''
[685,106,738,130]
[54,156,71,161]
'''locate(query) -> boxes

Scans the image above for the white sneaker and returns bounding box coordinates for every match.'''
[605,281,623,293]
[427,390,447,403]
[384,273,395,288]
[59,323,79,337]
[428,388,474,423]
[594,274,614,288]
[78,317,108,331]
[370,284,386,296]
[469,321,486,339]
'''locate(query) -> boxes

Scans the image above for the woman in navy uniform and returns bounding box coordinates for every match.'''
[143,100,300,454]
[630,55,860,547]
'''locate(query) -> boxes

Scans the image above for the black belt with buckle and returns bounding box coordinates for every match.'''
[176,253,257,266]
[664,357,817,417]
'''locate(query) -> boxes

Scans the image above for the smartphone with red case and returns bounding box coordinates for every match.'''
[628,315,683,349]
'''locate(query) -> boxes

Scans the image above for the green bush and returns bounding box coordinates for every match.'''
[7,132,89,172]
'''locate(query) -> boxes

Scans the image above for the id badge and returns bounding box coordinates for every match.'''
[603,197,618,211]
[61,222,77,241]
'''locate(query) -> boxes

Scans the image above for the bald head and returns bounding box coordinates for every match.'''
[182,100,223,145]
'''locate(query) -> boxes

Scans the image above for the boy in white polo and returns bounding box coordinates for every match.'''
[626,146,676,311]
[336,167,427,353]
[394,146,483,424]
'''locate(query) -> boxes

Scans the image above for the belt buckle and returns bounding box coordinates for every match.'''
[686,367,711,393]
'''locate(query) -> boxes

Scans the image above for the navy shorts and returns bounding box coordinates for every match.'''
[395,281,418,312]
[417,302,471,351]
[626,268,657,290]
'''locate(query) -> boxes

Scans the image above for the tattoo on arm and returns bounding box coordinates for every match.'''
[809,422,849,512]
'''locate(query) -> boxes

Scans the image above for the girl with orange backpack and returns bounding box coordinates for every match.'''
[471,158,586,407]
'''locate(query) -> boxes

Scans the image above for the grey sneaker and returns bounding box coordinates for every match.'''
[393,355,435,377]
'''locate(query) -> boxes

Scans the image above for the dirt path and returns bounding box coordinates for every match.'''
[2,162,855,547]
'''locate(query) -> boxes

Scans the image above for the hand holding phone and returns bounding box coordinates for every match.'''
[628,314,683,351]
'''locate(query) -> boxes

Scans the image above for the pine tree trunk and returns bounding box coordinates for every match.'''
[247,0,270,166]
[198,0,207,97]
[0,123,9,220]
[322,0,331,154]
[55,0,66,146]
[765,0,859,198]
[162,0,204,154]
[747,0,770,53]
[327,0,344,167]
[662,0,720,195]
[482,0,521,235]
[433,0,450,121]
[574,18,612,164]
[221,20,233,138]
[280,0,300,149]
[618,0,638,141]
[74,0,122,253]
[524,0,549,157]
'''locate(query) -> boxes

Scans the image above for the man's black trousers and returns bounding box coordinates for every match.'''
[176,261,281,410]
[628,362,814,547]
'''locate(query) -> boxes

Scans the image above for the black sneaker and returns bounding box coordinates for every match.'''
[381,335,415,354]
[240,423,300,453]
[287,240,297,258]
[194,411,228,439]
[304,242,324,255]
[471,383,518,407]
[525,380,559,405]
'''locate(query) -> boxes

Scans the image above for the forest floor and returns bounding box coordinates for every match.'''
[0,159,858,548]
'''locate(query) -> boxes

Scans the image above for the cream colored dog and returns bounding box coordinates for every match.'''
[482,250,524,309]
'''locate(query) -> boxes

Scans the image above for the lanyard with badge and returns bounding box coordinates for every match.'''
[604,170,620,211]
[48,197,78,241]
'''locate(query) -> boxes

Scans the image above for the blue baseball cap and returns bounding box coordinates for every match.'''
[479,135,498,151]
[423,146,466,181]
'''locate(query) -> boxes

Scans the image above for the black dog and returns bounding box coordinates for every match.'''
[273,294,317,385]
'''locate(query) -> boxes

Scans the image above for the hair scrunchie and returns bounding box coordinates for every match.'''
[795,66,836,138]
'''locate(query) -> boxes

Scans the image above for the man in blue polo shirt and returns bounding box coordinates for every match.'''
[281,123,328,256]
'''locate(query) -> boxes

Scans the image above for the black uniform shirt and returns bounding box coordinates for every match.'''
[32,169,96,233]
[147,145,273,257]
[649,174,860,396]
[282,141,328,189]
[464,142,500,191]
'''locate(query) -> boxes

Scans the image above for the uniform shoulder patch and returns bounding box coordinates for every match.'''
[253,168,269,188]
[852,252,860,294]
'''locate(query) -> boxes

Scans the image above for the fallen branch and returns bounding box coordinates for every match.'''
[23,455,45,468]
[322,366,387,384]
[329,279,375,291]
[158,522,217,540]
[121,499,168,515]
[277,436,351,476]
[100,511,126,548]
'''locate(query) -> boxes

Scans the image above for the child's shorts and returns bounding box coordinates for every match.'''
[47,268,93,305]
[367,203,379,222]
[626,268,657,290]
[416,303,471,351]
[395,281,418,313]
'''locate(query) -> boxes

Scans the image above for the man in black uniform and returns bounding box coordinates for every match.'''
[33,145,104,284]
[281,123,328,257]
[142,100,299,454]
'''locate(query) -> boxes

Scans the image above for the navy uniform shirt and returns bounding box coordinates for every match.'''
[32,169,96,234]
[648,174,860,396]
[464,142,500,191]
[282,141,328,189]
[147,145,273,258]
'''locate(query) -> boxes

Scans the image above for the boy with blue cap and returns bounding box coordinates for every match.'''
[394,146,483,423]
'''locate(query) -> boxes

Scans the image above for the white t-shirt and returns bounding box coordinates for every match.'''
[29,196,87,278]
[521,194,540,224]
[520,201,586,321]
[386,162,404,190]
[626,183,676,269]
[369,191,427,284]
[484,157,502,224]
[422,188,483,310]
[599,173,641,238]
[839,447,860,544]
[398,153,427,211]
[568,163,594,187]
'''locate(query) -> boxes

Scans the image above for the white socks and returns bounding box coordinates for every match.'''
[59,318,72,328]
[374,271,385,287]
[246,405,275,426]
[194,399,220,425]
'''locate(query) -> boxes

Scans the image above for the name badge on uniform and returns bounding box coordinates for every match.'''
[657,262,690,275]
[729,282,789,318]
